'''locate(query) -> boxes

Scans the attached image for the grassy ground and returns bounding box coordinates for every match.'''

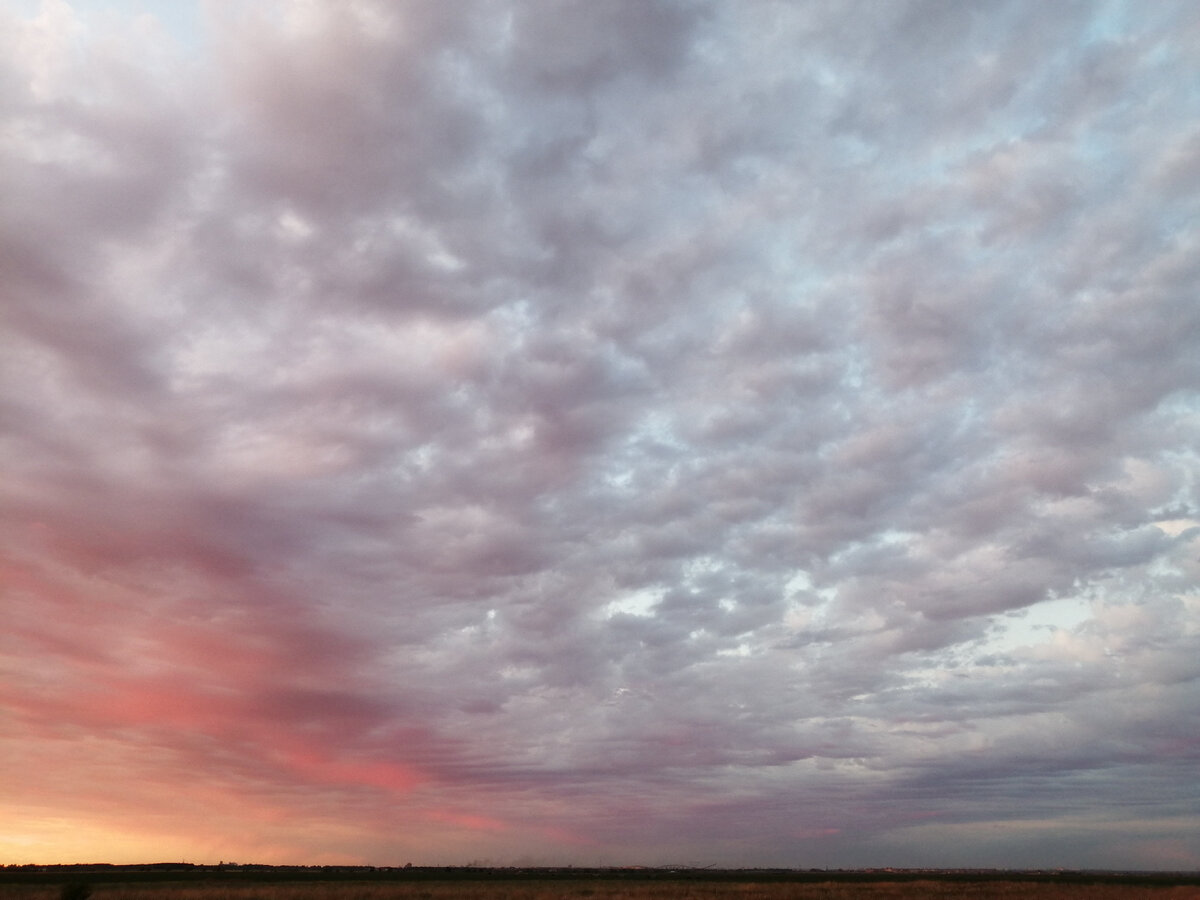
[1,881,1198,900]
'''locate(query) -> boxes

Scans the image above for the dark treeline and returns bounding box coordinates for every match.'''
[2,864,1198,888]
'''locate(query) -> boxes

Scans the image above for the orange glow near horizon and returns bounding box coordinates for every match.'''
[0,815,209,867]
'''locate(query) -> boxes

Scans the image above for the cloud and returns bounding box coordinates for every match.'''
[1,0,1198,869]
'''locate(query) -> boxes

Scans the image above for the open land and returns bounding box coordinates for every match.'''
[2,868,1199,899]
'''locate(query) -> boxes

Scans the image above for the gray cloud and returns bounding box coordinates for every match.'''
[1,0,1198,869]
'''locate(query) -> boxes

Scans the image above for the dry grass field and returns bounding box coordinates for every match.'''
[1,881,1199,900]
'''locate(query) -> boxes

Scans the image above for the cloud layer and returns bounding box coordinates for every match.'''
[2,0,1198,869]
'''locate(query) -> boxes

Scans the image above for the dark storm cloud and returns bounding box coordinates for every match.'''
[1,0,1198,868]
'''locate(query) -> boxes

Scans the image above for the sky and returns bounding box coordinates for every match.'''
[2,0,1199,872]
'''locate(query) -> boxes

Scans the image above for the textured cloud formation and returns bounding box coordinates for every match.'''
[2,0,1199,869]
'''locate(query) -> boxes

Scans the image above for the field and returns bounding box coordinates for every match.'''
[2,880,1200,900]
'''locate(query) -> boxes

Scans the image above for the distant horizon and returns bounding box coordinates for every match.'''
[2,864,1200,883]
[7,861,1200,873]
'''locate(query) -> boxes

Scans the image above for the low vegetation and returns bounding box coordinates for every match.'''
[0,881,1198,900]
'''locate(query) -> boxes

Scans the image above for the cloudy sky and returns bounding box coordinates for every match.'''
[2,0,1199,871]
